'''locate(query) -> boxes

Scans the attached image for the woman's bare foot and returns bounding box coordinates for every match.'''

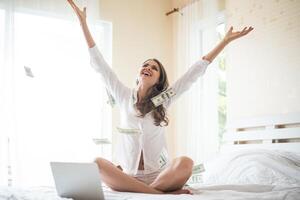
[165,188,192,195]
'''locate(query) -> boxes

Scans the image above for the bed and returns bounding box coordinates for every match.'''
[1,113,300,200]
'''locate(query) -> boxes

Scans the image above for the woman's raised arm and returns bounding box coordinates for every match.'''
[202,26,254,63]
[163,26,254,108]
[67,0,130,106]
[67,0,95,48]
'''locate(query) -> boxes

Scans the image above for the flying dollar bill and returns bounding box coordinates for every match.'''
[151,88,176,107]
[106,89,116,107]
[192,163,205,174]
[158,148,168,169]
[24,66,34,78]
[185,164,205,185]
[187,174,203,185]
[116,127,142,134]
[92,138,111,145]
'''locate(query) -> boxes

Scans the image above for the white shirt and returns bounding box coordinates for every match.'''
[89,45,210,175]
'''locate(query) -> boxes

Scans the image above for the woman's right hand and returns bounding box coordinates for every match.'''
[67,0,87,25]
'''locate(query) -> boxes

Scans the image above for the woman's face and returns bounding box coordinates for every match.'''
[138,59,161,86]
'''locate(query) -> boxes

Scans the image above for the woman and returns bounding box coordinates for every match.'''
[67,0,253,195]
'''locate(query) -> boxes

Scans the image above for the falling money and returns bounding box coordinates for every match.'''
[106,89,116,107]
[151,88,176,107]
[92,138,111,145]
[186,164,205,185]
[192,163,205,174]
[158,148,168,169]
[116,127,142,134]
[187,174,203,185]
[24,66,34,78]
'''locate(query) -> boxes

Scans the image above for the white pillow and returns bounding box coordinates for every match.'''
[202,149,300,186]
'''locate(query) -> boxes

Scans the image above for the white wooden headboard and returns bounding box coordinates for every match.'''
[221,113,300,153]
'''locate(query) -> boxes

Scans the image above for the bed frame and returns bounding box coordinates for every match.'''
[221,112,300,153]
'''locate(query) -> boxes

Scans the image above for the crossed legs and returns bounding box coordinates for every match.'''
[94,156,193,194]
[93,157,162,194]
[150,156,194,192]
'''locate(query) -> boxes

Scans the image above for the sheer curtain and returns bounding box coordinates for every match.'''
[0,0,112,187]
[172,0,219,163]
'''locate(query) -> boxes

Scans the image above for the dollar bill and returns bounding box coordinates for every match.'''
[158,155,167,169]
[106,89,116,107]
[185,164,205,186]
[116,127,141,134]
[192,163,205,174]
[92,138,111,145]
[151,88,176,107]
[158,148,168,169]
[24,66,34,78]
[187,174,203,185]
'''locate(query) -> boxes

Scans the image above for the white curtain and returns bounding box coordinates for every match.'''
[0,0,112,187]
[172,0,219,163]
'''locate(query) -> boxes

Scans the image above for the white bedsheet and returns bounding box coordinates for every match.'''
[1,185,299,200]
[1,149,299,200]
[105,184,300,200]
[0,186,70,200]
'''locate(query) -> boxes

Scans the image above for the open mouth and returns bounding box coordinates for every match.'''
[141,70,152,77]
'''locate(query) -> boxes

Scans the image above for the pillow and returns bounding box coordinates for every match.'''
[202,149,300,186]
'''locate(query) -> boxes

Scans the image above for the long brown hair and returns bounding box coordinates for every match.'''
[135,58,169,126]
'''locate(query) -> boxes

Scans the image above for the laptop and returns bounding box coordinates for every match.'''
[50,162,105,200]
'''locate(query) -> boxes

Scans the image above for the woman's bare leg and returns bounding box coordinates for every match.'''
[149,156,193,192]
[94,157,162,194]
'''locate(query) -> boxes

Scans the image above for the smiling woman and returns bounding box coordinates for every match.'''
[67,0,253,195]
[136,58,169,126]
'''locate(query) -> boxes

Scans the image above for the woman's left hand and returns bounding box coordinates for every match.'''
[67,0,87,25]
[224,26,254,43]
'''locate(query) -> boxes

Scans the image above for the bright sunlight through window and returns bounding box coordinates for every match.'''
[216,23,227,144]
[0,8,6,186]
[12,12,112,187]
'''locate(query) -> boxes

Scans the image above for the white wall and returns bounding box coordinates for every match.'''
[226,0,300,122]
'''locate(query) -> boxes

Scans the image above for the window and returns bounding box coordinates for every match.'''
[0,8,7,186]
[197,16,227,148]
[0,9,3,62]
[2,10,112,187]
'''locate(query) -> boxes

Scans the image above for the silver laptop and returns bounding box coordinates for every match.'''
[50,162,105,200]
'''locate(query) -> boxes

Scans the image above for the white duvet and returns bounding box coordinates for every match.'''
[202,149,300,186]
[1,149,300,200]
